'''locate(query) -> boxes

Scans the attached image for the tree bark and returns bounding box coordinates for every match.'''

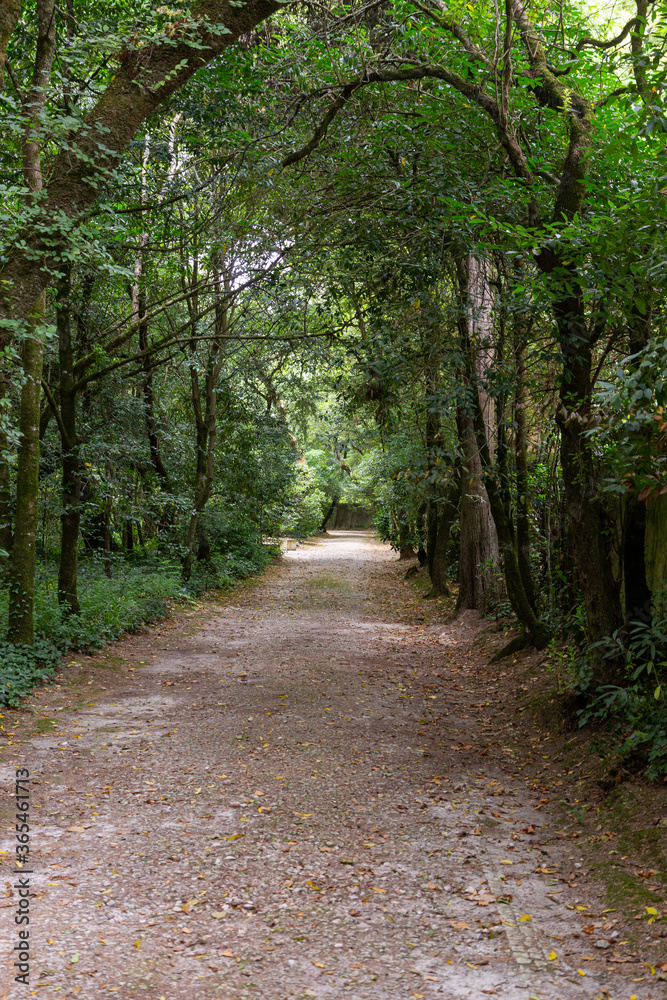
[182,254,228,581]
[133,133,173,493]
[56,266,81,615]
[456,256,501,612]
[470,369,551,649]
[553,298,621,678]
[103,492,112,578]
[622,288,652,626]
[8,0,56,643]
[428,473,460,598]
[8,297,44,643]
[0,375,13,568]
[514,329,536,611]
[0,0,21,91]
[320,501,335,532]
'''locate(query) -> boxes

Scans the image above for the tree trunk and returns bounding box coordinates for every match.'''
[554,292,622,681]
[457,410,500,611]
[8,296,45,643]
[181,254,228,582]
[428,473,460,598]
[514,331,536,611]
[397,519,414,559]
[622,289,653,627]
[8,0,56,643]
[197,522,212,564]
[456,257,500,612]
[133,136,173,493]
[103,493,112,578]
[320,500,335,532]
[0,375,12,569]
[0,0,22,91]
[56,267,81,616]
[182,512,198,583]
[623,495,651,626]
[470,376,551,649]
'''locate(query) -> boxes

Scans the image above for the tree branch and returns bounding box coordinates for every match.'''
[282,80,364,167]
[283,62,534,186]
[575,16,639,53]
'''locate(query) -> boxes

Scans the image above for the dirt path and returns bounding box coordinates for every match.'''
[1,531,665,999]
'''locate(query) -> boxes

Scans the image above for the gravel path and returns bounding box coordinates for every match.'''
[1,531,664,999]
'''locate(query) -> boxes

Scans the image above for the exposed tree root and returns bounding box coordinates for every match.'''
[488,631,530,663]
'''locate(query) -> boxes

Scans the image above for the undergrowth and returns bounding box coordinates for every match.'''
[578,614,667,780]
[0,540,276,707]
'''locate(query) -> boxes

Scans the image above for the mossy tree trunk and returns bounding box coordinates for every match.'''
[8,0,56,643]
[8,296,45,643]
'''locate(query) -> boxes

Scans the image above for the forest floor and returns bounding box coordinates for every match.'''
[0,530,666,1000]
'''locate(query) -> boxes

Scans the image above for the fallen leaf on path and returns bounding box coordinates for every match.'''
[67,826,85,834]
[210,912,226,919]
[371,886,387,893]
[312,961,326,968]
[449,920,471,930]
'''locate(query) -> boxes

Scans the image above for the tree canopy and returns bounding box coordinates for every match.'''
[1,0,667,773]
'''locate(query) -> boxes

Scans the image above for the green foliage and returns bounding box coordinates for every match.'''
[593,337,667,501]
[580,615,667,778]
[281,460,328,536]
[0,639,60,708]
